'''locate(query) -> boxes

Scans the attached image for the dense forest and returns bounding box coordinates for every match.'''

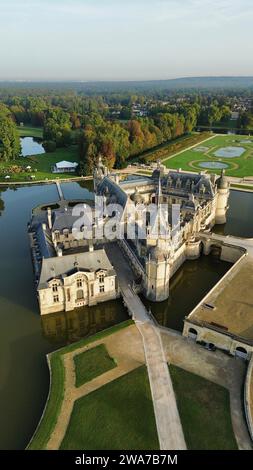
[0,82,252,172]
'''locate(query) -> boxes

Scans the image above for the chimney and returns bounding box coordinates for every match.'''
[47,207,52,230]
[57,247,63,257]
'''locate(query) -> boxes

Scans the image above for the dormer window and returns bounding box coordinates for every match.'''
[77,278,83,288]
[99,273,105,283]
[63,229,69,239]
[54,231,60,241]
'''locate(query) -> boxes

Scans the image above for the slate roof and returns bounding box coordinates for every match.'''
[52,207,93,232]
[97,176,128,208]
[38,249,115,289]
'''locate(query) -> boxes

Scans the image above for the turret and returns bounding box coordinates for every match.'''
[215,170,230,224]
[93,156,108,192]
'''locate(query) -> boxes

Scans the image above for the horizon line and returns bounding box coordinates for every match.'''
[1,75,253,84]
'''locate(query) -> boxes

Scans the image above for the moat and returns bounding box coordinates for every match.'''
[0,182,253,449]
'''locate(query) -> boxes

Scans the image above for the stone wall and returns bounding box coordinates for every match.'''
[244,356,253,442]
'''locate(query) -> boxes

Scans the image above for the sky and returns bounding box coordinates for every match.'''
[0,0,253,81]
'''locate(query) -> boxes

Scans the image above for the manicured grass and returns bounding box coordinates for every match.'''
[170,365,238,450]
[60,366,159,450]
[17,125,43,138]
[27,320,133,450]
[74,343,117,387]
[0,145,80,182]
[164,134,253,177]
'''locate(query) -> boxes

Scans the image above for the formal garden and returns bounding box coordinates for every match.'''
[163,134,253,178]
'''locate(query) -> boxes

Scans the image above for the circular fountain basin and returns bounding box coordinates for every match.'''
[198,161,229,169]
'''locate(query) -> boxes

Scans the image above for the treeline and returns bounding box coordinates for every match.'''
[78,108,198,173]
[0,104,20,161]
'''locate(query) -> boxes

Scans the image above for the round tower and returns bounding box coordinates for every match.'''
[215,170,230,225]
[144,242,171,302]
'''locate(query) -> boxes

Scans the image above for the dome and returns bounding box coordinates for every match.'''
[216,170,229,190]
[130,188,144,204]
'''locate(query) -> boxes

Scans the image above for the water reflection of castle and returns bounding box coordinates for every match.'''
[41,299,128,344]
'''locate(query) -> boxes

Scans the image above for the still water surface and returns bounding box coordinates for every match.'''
[20,137,45,157]
[0,184,252,449]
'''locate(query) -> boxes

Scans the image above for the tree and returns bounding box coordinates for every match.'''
[0,114,21,161]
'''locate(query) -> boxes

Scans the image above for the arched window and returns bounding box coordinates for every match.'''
[235,346,248,359]
[189,327,198,339]
[76,289,84,300]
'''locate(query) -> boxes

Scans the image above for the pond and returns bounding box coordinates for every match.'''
[0,183,252,449]
[21,137,45,157]
[198,161,229,169]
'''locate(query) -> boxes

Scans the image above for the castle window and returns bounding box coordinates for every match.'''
[99,285,105,293]
[52,283,58,292]
[76,289,84,300]
[99,273,105,283]
[53,294,59,303]
[77,279,83,288]
[63,229,69,239]
[67,289,71,302]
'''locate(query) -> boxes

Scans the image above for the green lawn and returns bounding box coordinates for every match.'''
[74,343,117,387]
[163,134,253,177]
[60,366,159,450]
[170,365,237,450]
[0,124,81,182]
[17,125,43,138]
[27,320,133,450]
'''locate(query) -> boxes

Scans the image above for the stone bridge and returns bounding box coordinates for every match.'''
[198,231,253,262]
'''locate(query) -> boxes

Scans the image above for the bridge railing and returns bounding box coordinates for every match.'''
[118,238,145,277]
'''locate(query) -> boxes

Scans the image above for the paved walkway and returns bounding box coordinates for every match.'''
[137,322,186,450]
[105,242,186,450]
[46,325,145,450]
[161,329,252,450]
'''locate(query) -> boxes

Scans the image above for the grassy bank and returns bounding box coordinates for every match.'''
[231,183,253,191]
[27,354,65,450]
